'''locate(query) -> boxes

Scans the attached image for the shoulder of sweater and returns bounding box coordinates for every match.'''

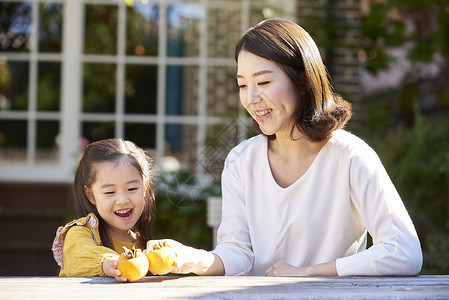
[329,130,385,175]
[228,134,265,159]
[64,222,96,242]
[64,214,102,245]
[66,222,94,234]
[329,130,377,158]
[223,135,265,173]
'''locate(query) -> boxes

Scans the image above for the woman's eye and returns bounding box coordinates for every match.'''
[238,84,247,89]
[258,81,269,86]
[128,187,138,192]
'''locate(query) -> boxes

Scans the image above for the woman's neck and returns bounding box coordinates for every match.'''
[267,131,329,188]
[270,131,318,158]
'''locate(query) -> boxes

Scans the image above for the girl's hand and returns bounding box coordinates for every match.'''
[102,256,128,282]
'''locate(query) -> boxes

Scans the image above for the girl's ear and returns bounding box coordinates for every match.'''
[84,186,95,205]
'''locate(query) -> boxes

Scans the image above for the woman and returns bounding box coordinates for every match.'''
[149,18,422,276]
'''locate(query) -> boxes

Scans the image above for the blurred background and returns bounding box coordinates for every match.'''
[0,0,447,276]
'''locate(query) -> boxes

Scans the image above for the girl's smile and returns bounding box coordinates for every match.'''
[114,208,134,219]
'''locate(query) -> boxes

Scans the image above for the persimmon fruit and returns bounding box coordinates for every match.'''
[117,246,149,281]
[147,241,177,275]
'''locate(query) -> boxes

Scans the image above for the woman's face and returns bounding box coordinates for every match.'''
[84,159,145,242]
[237,50,299,137]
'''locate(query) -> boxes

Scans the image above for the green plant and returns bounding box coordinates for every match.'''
[422,233,449,274]
[363,115,449,274]
[152,172,215,251]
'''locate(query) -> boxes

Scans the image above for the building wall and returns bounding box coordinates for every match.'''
[0,183,72,275]
[296,0,362,107]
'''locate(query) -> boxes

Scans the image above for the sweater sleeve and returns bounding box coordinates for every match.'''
[211,149,254,275]
[59,226,118,277]
[336,143,423,276]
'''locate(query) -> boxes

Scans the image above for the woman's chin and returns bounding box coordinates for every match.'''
[259,126,276,136]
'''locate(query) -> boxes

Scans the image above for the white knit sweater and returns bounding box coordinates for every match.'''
[212,130,422,276]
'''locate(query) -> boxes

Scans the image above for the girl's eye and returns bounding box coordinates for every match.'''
[104,191,115,195]
[238,84,247,89]
[258,81,269,86]
[128,187,138,192]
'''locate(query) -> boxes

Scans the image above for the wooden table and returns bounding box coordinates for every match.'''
[0,275,448,299]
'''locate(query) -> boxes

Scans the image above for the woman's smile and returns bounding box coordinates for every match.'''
[254,108,273,121]
[237,50,299,136]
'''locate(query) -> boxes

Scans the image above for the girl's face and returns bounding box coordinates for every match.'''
[237,50,299,137]
[85,159,145,242]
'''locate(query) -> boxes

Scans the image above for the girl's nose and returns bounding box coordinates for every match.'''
[116,192,130,204]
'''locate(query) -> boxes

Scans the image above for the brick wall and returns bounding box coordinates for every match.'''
[296,0,362,109]
[0,183,73,275]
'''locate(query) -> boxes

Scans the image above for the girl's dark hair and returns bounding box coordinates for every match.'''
[73,138,155,249]
[235,18,352,142]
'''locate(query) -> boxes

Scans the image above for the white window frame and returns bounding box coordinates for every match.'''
[0,0,295,183]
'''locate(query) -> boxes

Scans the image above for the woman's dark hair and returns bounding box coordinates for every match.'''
[235,18,352,142]
[73,138,155,249]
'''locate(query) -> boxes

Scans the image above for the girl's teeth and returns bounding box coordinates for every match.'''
[115,209,132,217]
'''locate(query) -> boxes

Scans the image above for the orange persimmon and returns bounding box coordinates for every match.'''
[146,241,177,275]
[117,246,149,281]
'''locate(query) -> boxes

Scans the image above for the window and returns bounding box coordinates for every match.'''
[0,0,295,182]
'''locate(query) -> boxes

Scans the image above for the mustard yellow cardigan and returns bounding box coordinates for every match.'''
[52,213,144,276]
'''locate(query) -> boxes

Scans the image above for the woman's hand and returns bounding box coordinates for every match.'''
[265,260,338,277]
[145,239,225,276]
[102,256,128,282]
[265,261,307,276]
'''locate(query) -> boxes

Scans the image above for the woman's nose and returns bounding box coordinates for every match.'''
[248,90,262,105]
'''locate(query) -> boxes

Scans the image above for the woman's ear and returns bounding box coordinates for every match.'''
[84,186,95,205]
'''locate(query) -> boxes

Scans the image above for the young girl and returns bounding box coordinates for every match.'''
[52,138,155,282]
[149,18,423,277]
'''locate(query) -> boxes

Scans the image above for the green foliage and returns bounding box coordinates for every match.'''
[361,0,449,74]
[84,5,117,55]
[423,233,449,274]
[357,0,449,274]
[397,83,418,113]
[361,3,405,74]
[358,94,397,138]
[389,116,449,229]
[441,82,449,106]
[82,63,115,112]
[359,115,449,274]
[37,63,60,111]
[152,172,217,251]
